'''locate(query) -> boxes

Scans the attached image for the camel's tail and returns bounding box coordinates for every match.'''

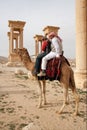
[69,68,76,91]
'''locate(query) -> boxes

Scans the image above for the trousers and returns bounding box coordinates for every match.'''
[41,51,57,70]
[34,52,47,73]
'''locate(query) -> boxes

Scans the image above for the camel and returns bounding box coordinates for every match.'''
[17,48,79,116]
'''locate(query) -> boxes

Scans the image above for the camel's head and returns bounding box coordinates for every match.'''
[17,48,25,61]
[17,48,31,62]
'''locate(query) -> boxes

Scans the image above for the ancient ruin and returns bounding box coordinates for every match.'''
[33,35,43,56]
[7,20,26,62]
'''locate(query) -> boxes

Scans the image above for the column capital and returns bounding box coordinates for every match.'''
[20,28,23,32]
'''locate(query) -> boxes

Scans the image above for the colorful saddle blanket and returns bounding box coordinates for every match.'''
[38,58,61,81]
[46,58,61,80]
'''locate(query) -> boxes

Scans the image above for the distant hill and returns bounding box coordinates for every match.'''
[0,56,8,64]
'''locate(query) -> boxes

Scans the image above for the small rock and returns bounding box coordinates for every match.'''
[22,122,41,130]
[15,69,24,75]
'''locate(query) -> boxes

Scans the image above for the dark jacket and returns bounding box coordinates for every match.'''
[45,40,51,54]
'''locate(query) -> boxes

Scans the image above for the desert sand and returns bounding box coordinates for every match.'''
[0,58,86,130]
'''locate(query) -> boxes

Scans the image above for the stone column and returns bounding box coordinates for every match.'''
[75,0,87,88]
[40,41,42,53]
[10,27,13,53]
[16,38,18,49]
[35,40,39,56]
[19,29,23,49]
[7,32,10,55]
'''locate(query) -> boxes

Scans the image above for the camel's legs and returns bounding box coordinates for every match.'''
[70,69,80,115]
[58,87,69,114]
[72,89,80,116]
[42,80,47,105]
[38,81,43,108]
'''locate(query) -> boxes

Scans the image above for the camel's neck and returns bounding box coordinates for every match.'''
[22,56,35,72]
[25,61,34,71]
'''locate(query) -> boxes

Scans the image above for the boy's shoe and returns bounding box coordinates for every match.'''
[32,70,39,76]
[37,71,46,76]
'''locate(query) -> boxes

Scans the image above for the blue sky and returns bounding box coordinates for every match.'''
[0,0,76,58]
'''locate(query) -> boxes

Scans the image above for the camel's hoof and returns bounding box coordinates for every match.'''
[65,102,69,105]
[56,111,62,114]
[58,111,62,114]
[66,102,69,105]
[37,105,42,109]
[72,112,78,116]
[43,102,47,105]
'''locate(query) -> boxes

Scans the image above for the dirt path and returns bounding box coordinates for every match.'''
[0,65,86,130]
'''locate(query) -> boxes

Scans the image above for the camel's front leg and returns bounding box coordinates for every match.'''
[57,87,69,114]
[42,80,47,105]
[38,81,43,108]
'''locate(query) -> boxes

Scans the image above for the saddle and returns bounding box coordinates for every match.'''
[38,57,62,81]
[38,56,70,81]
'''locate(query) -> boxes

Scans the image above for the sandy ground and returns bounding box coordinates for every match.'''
[0,63,87,130]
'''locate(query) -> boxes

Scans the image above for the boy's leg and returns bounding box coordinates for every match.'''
[41,52,56,70]
[38,52,56,76]
[34,52,46,73]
